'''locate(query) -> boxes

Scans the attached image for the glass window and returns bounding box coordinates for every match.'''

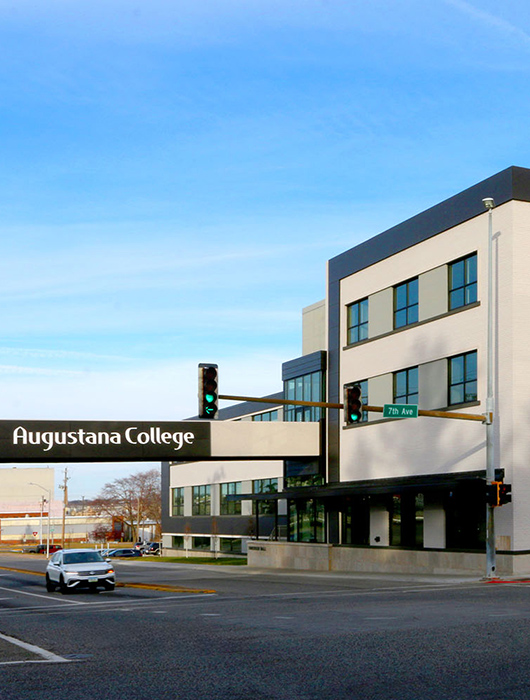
[449,351,477,405]
[393,367,419,404]
[284,370,324,423]
[192,485,211,516]
[394,278,418,329]
[192,536,211,550]
[288,498,325,543]
[252,410,279,422]
[219,538,242,554]
[347,298,369,345]
[449,254,477,310]
[253,478,278,515]
[220,482,242,515]
[171,487,184,517]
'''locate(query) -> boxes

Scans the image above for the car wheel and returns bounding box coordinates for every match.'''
[59,576,69,594]
[104,583,115,591]
[45,574,56,592]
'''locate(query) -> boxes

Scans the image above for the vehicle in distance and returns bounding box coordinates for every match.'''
[142,542,160,555]
[106,548,142,558]
[46,549,115,593]
[26,544,62,554]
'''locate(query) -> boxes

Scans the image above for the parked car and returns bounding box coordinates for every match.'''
[142,542,160,556]
[46,548,115,593]
[106,548,142,558]
[26,544,62,554]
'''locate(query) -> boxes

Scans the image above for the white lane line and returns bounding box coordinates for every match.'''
[0,632,72,665]
[0,586,86,605]
[0,592,217,617]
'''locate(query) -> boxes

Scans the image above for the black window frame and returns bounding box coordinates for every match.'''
[393,366,419,405]
[220,481,242,515]
[347,298,369,345]
[449,253,477,310]
[171,487,185,517]
[394,277,419,329]
[448,351,478,406]
[192,484,211,516]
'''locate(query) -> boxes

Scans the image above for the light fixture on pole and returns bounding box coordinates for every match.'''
[28,482,52,557]
[482,196,496,578]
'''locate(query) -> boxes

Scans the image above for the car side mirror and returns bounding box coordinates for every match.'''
[106,558,111,563]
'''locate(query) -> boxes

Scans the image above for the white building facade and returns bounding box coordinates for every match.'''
[163,166,530,575]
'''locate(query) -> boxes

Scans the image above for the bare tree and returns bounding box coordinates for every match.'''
[93,468,161,542]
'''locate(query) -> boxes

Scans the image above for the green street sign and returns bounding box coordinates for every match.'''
[383,403,419,419]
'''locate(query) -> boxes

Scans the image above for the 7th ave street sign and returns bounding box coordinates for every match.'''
[383,403,419,419]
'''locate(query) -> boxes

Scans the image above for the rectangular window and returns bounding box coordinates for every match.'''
[347,298,369,345]
[449,253,477,310]
[192,485,211,516]
[449,351,477,405]
[253,478,278,515]
[394,278,418,329]
[171,487,184,517]
[284,371,323,422]
[394,367,419,404]
[252,410,279,422]
[220,482,242,515]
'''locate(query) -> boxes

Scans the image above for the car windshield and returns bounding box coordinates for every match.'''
[63,552,104,565]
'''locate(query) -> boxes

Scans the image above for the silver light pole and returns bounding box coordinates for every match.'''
[29,483,52,557]
[482,197,496,578]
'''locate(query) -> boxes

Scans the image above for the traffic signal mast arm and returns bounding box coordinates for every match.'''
[219,395,487,423]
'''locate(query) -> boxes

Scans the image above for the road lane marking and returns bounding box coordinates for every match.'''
[0,632,72,665]
[0,586,86,605]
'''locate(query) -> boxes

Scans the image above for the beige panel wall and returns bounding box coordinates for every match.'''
[170,459,284,489]
[419,265,448,321]
[419,359,447,410]
[302,300,326,355]
[368,287,393,339]
[368,374,393,416]
[210,421,320,459]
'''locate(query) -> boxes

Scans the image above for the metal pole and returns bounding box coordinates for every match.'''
[483,197,496,578]
[46,491,51,557]
[39,497,44,545]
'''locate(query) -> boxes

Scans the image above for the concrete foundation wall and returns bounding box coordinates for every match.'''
[247,540,530,577]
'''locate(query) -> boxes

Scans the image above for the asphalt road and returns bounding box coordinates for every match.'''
[1,554,530,699]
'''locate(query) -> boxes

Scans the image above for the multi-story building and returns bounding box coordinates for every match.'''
[163,165,530,576]
[161,300,326,556]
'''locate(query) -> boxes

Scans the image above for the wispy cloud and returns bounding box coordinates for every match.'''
[443,0,530,48]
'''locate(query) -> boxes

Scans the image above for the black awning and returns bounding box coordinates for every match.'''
[226,469,486,502]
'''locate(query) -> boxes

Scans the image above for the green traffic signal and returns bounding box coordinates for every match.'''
[198,363,219,419]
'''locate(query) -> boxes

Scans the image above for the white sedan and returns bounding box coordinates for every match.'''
[46,549,115,593]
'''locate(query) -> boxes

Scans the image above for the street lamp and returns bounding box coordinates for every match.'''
[482,196,496,578]
[28,482,52,557]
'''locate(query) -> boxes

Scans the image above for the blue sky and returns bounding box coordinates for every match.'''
[1,0,530,499]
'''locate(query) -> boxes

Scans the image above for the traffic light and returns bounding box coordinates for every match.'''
[344,384,363,425]
[498,482,512,506]
[485,482,499,507]
[485,480,513,507]
[198,363,219,419]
